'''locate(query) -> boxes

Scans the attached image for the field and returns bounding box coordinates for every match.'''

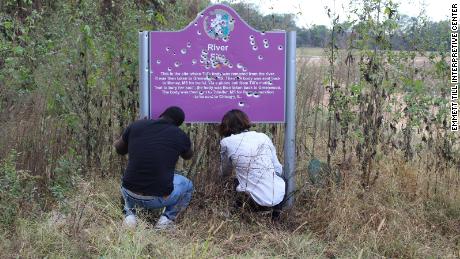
[298,47,326,57]
[1,1,459,258]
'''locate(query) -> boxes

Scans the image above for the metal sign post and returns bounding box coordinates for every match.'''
[139,31,149,119]
[284,31,297,208]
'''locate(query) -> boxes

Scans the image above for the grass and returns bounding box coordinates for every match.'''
[8,178,326,258]
[4,156,459,258]
[296,47,435,60]
[297,47,326,57]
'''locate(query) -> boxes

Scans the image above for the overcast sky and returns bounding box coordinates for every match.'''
[212,0,452,28]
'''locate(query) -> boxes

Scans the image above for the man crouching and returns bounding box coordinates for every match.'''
[114,106,193,229]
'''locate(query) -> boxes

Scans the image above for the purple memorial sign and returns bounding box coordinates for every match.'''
[149,4,286,122]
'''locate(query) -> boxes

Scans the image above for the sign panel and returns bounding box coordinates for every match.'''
[149,4,286,122]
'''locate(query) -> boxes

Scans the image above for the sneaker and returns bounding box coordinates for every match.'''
[154,215,175,230]
[124,215,137,228]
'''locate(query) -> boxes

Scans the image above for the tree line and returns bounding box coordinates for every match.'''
[229,2,450,52]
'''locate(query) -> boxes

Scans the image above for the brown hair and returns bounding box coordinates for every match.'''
[219,109,251,137]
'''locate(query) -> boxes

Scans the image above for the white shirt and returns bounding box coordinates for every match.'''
[220,131,285,206]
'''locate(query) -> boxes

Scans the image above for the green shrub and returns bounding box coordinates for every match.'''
[49,152,82,201]
[0,150,39,230]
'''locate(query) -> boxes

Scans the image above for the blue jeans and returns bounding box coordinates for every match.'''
[121,173,193,221]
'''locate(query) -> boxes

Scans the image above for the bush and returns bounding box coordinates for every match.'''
[0,150,39,230]
[49,152,83,201]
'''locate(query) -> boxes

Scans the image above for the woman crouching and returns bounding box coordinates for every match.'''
[218,109,286,220]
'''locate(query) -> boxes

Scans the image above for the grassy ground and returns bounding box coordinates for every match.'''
[9,177,326,258]
[297,47,326,57]
[4,155,459,258]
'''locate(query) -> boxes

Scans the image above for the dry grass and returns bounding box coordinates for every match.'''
[302,160,460,258]
[6,177,324,258]
[2,154,458,258]
[297,47,327,57]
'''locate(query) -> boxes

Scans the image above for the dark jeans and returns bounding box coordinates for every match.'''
[233,178,286,221]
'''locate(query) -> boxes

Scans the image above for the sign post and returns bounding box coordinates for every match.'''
[139,31,149,119]
[139,4,296,207]
[284,31,296,208]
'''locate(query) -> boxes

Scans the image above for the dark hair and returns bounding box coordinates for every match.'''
[160,106,185,126]
[219,109,251,137]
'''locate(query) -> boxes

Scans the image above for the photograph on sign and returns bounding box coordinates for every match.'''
[149,4,286,122]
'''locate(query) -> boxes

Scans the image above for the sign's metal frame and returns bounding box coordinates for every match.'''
[284,31,296,207]
[138,9,296,208]
[139,31,150,119]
